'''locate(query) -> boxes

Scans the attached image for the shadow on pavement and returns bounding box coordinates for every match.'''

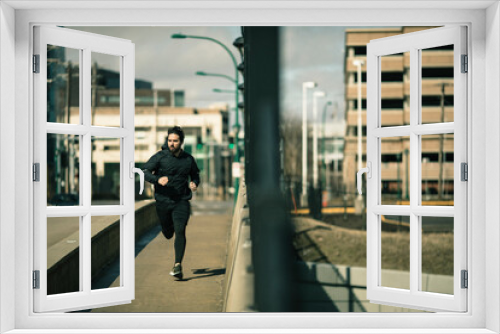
[175,268,226,282]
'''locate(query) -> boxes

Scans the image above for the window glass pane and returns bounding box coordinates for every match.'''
[381,137,410,205]
[421,45,454,124]
[47,134,80,206]
[92,215,121,290]
[47,45,80,124]
[92,137,121,205]
[47,217,80,295]
[91,52,121,127]
[381,215,410,290]
[421,216,454,295]
[380,52,410,127]
[421,134,454,206]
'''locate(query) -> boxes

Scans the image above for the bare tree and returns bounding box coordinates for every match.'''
[280,116,303,185]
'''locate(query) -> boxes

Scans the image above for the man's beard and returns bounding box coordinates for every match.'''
[169,146,180,154]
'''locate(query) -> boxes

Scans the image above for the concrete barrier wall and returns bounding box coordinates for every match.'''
[221,178,454,313]
[47,200,159,295]
[296,262,453,312]
[222,180,255,312]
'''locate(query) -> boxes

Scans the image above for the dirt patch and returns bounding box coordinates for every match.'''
[292,216,453,276]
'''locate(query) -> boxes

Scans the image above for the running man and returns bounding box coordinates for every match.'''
[142,126,200,280]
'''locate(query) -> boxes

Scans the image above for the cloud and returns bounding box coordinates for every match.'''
[280,27,347,123]
[70,26,241,108]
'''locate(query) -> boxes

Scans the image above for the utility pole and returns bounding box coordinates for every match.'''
[438,83,448,200]
[91,62,98,125]
[312,91,325,188]
[301,81,317,206]
[66,61,75,194]
[353,60,365,214]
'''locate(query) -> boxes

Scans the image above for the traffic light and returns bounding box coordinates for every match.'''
[196,135,203,150]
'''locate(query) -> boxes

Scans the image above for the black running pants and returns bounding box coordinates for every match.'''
[155,200,191,264]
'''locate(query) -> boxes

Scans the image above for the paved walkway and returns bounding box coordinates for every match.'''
[92,204,233,313]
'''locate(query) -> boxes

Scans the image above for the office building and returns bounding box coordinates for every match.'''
[343,27,454,202]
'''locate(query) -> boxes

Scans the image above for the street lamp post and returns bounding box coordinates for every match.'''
[171,33,241,198]
[322,101,333,197]
[353,59,365,214]
[313,91,326,189]
[332,102,340,196]
[423,157,430,201]
[301,81,317,207]
[196,71,235,84]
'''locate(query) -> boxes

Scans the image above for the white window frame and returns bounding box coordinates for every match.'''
[33,25,136,313]
[366,26,468,312]
[0,2,498,333]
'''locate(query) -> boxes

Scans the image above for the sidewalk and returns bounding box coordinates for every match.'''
[92,211,232,313]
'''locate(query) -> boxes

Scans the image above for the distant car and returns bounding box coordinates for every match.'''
[49,193,79,206]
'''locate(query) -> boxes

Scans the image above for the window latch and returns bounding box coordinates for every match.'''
[130,162,144,194]
[357,162,372,195]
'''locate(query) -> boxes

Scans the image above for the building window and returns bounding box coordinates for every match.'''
[353,72,367,82]
[353,46,367,55]
[352,99,367,109]
[381,99,404,109]
[174,90,185,107]
[421,95,454,106]
[381,71,404,82]
[422,67,454,78]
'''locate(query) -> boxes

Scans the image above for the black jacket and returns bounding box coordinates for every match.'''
[142,148,200,202]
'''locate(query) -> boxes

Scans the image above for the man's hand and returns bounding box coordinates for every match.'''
[189,182,198,192]
[158,176,169,186]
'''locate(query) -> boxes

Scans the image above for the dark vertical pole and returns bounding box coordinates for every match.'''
[245,27,295,312]
[438,83,445,199]
[242,27,251,189]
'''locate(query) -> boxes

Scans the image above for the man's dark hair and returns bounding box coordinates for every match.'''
[167,126,185,143]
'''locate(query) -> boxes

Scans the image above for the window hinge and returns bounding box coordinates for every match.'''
[33,54,40,73]
[33,163,40,182]
[461,270,468,289]
[33,270,40,289]
[461,54,468,73]
[461,162,468,181]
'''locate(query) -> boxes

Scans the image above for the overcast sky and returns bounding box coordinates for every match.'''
[70,26,346,134]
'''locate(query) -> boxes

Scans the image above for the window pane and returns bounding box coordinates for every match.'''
[421,45,454,124]
[47,45,80,124]
[92,215,121,290]
[47,134,80,206]
[381,215,409,290]
[92,137,121,205]
[380,137,410,205]
[421,134,454,206]
[91,52,121,127]
[47,217,80,295]
[380,52,410,127]
[421,216,454,295]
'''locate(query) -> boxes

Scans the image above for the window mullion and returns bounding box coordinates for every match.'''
[453,26,468,310]
[409,47,420,294]
[82,135,92,293]
[82,47,92,294]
